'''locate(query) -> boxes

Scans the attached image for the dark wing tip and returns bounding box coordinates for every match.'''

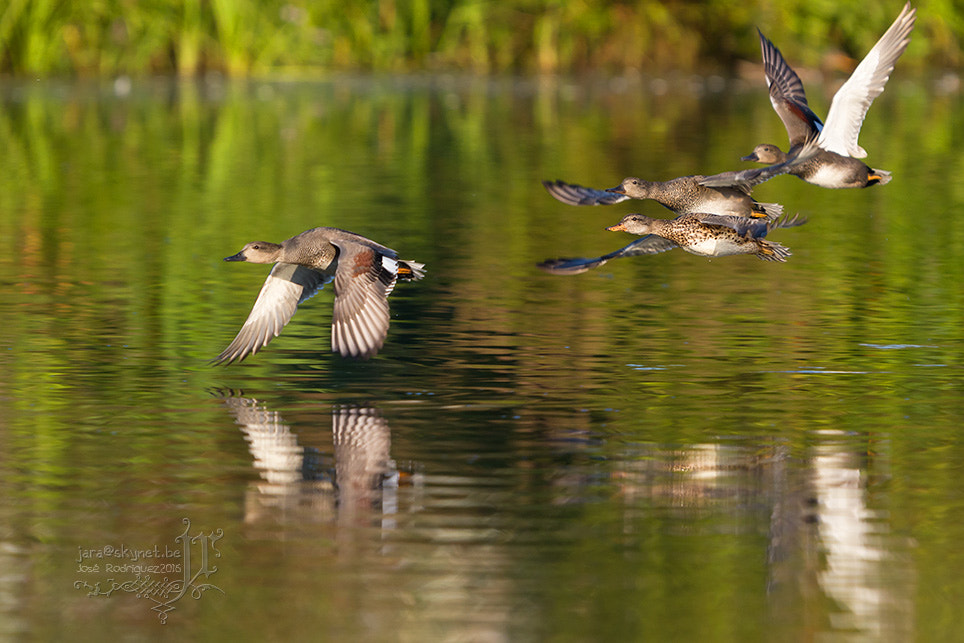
[210,344,254,366]
[536,257,600,275]
[209,353,240,367]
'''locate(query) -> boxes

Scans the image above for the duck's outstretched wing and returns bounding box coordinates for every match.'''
[699,137,821,191]
[542,179,630,206]
[818,2,916,158]
[758,28,824,146]
[537,236,679,275]
[769,213,808,230]
[698,212,808,239]
[330,243,401,359]
[213,263,331,365]
[698,214,772,238]
[697,169,758,191]
[696,167,790,213]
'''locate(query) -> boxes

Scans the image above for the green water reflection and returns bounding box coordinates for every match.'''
[1,76,963,641]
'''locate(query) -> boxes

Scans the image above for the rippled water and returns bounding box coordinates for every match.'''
[1,75,962,641]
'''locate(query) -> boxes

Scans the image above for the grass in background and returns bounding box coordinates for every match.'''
[0,0,958,77]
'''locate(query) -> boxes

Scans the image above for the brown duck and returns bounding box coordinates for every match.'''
[538,213,806,274]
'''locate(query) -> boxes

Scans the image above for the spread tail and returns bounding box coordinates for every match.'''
[867,168,892,186]
[752,201,784,220]
[397,260,426,280]
[756,240,792,262]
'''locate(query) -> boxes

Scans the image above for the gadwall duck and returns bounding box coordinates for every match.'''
[540,138,822,219]
[543,173,784,219]
[213,227,425,364]
[538,213,806,274]
[743,3,916,188]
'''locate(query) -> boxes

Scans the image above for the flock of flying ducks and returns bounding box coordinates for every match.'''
[214,3,916,364]
[539,2,916,273]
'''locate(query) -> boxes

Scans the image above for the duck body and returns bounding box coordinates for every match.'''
[538,213,806,274]
[606,212,806,262]
[741,144,891,189]
[608,175,783,218]
[542,174,783,219]
[214,226,425,364]
[542,136,826,218]
[746,3,915,188]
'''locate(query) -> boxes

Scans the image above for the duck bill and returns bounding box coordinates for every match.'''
[606,223,627,232]
[740,152,759,162]
[224,251,247,262]
[606,186,626,194]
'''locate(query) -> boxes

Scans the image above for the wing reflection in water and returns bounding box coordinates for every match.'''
[597,438,913,640]
[215,391,420,528]
[332,405,400,528]
[809,431,915,640]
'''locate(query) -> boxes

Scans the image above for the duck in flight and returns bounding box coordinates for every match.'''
[538,138,820,273]
[543,130,822,219]
[741,2,916,188]
[542,172,783,219]
[538,212,807,274]
[213,227,424,364]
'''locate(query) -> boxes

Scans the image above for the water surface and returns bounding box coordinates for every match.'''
[1,74,962,641]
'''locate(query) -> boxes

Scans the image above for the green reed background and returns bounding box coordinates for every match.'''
[0,0,958,77]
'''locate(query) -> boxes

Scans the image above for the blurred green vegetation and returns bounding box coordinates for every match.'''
[0,0,957,77]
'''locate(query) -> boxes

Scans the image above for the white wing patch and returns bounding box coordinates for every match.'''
[817,3,916,158]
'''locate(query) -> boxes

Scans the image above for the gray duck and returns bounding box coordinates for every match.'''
[214,227,424,364]
[742,3,916,188]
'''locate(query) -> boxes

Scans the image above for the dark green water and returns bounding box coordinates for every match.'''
[1,74,962,641]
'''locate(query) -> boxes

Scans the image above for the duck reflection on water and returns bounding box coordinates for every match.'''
[215,391,421,527]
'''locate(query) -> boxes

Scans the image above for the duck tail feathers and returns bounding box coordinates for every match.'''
[397,260,426,280]
[754,201,784,220]
[868,169,893,186]
[756,240,792,262]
